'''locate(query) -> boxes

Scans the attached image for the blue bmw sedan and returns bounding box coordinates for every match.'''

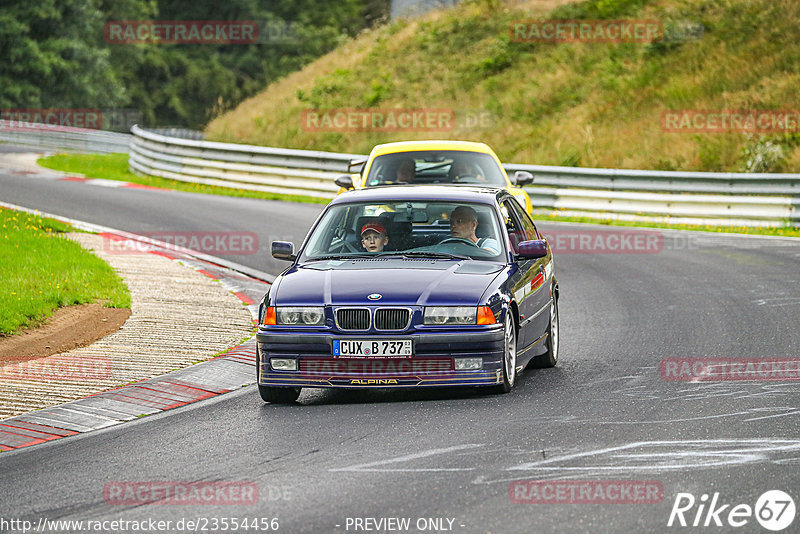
[256,186,558,403]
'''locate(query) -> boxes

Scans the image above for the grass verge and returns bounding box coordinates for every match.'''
[0,208,131,335]
[539,213,800,238]
[37,153,330,205]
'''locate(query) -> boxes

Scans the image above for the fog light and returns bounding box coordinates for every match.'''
[455,357,482,370]
[271,358,298,371]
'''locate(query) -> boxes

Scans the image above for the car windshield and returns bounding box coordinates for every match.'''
[363,151,507,187]
[300,200,505,261]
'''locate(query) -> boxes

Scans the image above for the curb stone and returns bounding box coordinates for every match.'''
[0,207,272,451]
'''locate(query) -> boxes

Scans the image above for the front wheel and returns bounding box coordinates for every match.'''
[258,385,301,404]
[492,310,517,394]
[257,344,301,403]
[530,297,559,368]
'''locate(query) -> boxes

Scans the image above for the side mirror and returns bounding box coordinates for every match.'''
[517,239,548,259]
[272,241,296,261]
[348,158,367,174]
[335,174,354,190]
[513,170,534,186]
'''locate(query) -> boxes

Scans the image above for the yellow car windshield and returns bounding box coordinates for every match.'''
[364,151,506,187]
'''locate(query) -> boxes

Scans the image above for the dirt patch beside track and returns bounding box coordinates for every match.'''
[0,303,131,363]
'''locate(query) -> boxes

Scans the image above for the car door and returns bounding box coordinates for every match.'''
[502,198,552,349]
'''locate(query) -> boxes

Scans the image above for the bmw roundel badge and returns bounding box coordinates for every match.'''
[367,293,382,301]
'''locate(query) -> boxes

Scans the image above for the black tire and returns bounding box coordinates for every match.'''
[258,385,301,404]
[491,309,517,394]
[530,297,559,369]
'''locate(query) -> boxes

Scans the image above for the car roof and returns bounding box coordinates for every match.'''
[369,140,496,157]
[329,185,507,206]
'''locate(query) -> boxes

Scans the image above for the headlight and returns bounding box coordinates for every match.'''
[301,308,324,324]
[268,307,325,326]
[424,306,477,325]
[423,306,497,325]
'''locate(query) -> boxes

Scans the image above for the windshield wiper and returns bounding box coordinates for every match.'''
[305,254,367,262]
[396,251,470,260]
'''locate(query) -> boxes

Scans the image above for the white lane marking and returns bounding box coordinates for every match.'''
[85,178,126,187]
[752,297,800,307]
[590,411,754,424]
[470,438,800,485]
[506,439,800,473]
[575,407,800,425]
[330,444,484,472]
[743,408,800,422]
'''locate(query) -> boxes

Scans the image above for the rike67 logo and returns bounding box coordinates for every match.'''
[668,490,795,531]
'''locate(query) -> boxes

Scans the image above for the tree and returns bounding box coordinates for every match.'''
[0,0,124,110]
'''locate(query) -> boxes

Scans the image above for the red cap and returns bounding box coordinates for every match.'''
[361,222,386,236]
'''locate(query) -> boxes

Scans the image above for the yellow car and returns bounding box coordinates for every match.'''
[335,140,534,213]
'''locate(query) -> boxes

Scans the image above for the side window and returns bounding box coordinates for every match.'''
[508,198,539,241]
[501,200,527,254]
[366,161,386,186]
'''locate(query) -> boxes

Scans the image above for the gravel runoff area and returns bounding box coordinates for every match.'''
[0,232,256,420]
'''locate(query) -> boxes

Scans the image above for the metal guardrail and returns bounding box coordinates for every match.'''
[1,121,796,225]
[504,163,800,226]
[147,128,205,141]
[0,120,130,154]
[130,125,799,226]
[130,125,361,198]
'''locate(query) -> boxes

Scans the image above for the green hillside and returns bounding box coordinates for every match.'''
[205,0,800,172]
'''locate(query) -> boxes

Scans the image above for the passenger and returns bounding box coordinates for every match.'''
[449,206,501,254]
[361,222,389,252]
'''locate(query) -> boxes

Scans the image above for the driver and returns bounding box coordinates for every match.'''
[393,157,415,183]
[449,206,501,254]
[361,222,389,252]
[450,160,486,183]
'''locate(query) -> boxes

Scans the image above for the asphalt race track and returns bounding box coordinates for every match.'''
[2,163,800,533]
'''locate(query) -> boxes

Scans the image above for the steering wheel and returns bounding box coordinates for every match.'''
[452,173,478,183]
[342,240,361,253]
[439,237,479,247]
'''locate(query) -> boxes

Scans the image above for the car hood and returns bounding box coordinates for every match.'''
[274,259,504,307]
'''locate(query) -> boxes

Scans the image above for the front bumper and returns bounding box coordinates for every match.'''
[257,329,504,388]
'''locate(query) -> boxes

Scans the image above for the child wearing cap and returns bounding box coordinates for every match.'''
[361,222,389,252]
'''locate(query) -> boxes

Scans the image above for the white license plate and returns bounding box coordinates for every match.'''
[333,339,412,358]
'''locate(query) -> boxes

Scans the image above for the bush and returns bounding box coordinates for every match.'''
[740,138,786,173]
